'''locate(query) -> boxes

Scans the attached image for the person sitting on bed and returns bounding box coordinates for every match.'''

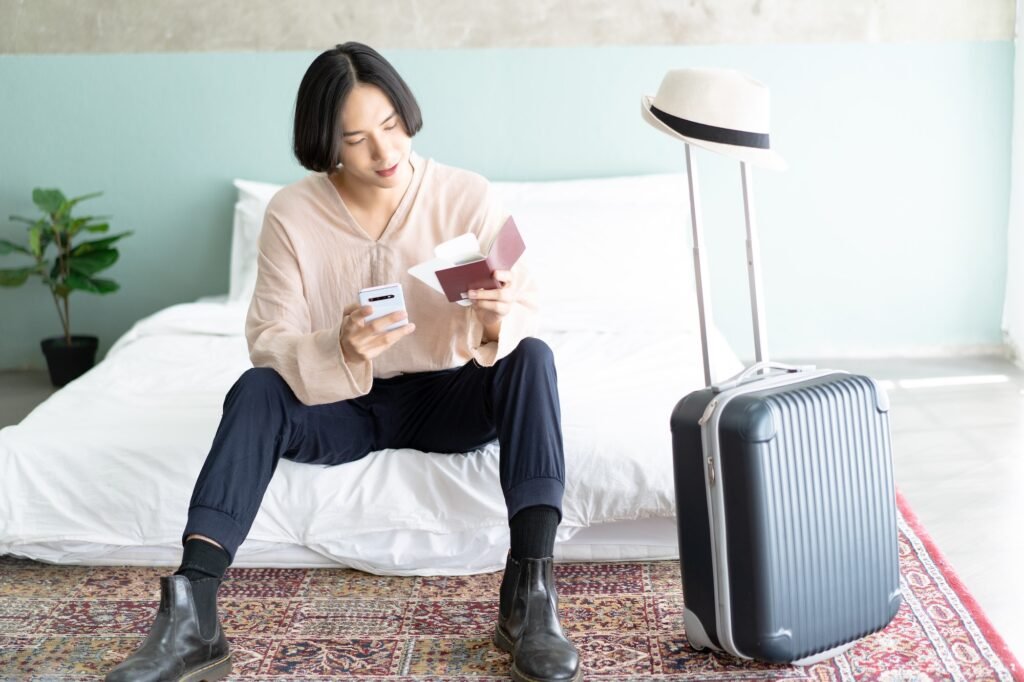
[105,41,580,682]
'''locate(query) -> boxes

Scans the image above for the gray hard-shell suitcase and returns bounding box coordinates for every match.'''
[669,147,902,664]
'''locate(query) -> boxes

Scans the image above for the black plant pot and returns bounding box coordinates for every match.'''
[40,335,99,387]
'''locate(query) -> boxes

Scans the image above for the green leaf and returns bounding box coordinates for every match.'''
[89,277,119,293]
[83,222,109,233]
[66,271,101,293]
[9,215,36,225]
[66,271,119,294]
[37,225,54,253]
[56,192,102,222]
[67,191,103,208]
[69,231,133,255]
[32,188,66,215]
[0,267,35,286]
[69,248,118,275]
[29,223,43,257]
[67,217,94,237]
[0,239,31,255]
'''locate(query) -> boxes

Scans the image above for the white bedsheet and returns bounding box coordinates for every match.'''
[0,299,741,575]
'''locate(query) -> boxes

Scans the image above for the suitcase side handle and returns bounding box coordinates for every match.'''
[712,361,817,393]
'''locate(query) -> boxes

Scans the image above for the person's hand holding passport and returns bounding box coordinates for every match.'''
[408,216,526,305]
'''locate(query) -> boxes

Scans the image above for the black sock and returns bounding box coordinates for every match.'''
[175,538,230,582]
[174,539,230,640]
[509,505,560,560]
[502,506,560,619]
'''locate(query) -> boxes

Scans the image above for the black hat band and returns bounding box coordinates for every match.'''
[650,105,770,149]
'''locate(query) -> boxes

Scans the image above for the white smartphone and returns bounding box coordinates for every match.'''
[358,283,409,332]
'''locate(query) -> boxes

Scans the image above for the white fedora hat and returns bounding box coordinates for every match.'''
[641,68,787,171]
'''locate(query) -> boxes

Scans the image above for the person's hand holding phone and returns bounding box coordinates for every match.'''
[340,284,416,363]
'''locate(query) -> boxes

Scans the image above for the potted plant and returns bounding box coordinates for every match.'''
[0,188,133,386]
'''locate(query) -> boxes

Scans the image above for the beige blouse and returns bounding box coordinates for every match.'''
[244,151,539,406]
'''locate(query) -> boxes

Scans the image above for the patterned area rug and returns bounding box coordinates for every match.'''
[1,494,1020,680]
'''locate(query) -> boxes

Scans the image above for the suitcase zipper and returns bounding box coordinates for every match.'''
[698,399,718,426]
[699,400,720,486]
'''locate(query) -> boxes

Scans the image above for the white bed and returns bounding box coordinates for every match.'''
[0,171,742,575]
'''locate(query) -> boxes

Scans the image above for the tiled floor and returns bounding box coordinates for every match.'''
[1,357,1022,663]
[0,369,57,427]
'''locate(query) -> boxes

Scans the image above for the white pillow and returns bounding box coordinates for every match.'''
[226,174,701,334]
[492,173,698,332]
[228,179,282,303]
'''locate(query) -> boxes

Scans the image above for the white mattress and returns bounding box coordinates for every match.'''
[0,298,741,575]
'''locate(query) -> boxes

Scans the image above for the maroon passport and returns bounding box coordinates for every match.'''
[434,216,526,302]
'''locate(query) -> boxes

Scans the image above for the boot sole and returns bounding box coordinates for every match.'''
[493,623,515,653]
[179,654,232,682]
[493,625,582,682]
[510,662,583,682]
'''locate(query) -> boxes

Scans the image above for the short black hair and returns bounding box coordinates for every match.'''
[293,42,423,173]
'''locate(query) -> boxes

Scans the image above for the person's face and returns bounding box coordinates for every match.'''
[335,83,412,189]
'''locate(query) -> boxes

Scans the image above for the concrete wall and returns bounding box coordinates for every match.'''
[0,0,1014,54]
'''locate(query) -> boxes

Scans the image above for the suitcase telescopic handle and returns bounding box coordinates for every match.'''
[685,144,770,388]
[711,361,817,394]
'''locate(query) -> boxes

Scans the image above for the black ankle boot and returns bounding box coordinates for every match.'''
[105,575,231,682]
[494,553,581,682]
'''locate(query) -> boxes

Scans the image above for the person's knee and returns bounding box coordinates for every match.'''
[227,367,291,405]
[509,337,555,369]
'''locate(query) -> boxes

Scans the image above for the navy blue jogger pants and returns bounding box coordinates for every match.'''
[182,337,565,562]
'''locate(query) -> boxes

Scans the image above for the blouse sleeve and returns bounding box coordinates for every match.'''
[244,209,372,405]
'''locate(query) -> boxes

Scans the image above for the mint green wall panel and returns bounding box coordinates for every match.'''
[0,43,1012,368]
